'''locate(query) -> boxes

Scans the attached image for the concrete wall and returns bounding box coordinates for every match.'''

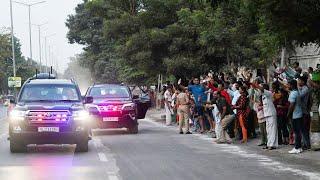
[289,44,320,69]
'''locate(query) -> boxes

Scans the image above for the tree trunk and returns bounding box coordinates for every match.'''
[280,47,286,68]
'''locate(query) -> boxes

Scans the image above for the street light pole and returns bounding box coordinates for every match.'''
[32,23,47,72]
[44,36,47,72]
[9,0,16,77]
[48,45,50,69]
[38,25,41,71]
[43,33,55,73]
[28,5,32,63]
[13,1,46,64]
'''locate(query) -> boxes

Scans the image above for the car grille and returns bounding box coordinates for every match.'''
[26,110,70,124]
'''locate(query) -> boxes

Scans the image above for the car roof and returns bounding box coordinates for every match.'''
[92,84,126,88]
[27,79,75,85]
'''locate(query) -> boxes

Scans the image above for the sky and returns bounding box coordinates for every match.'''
[0,0,84,73]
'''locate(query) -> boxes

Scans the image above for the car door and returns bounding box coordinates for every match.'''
[131,86,151,119]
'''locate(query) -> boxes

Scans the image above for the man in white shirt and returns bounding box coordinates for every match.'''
[259,84,278,150]
[164,85,173,126]
[231,82,241,114]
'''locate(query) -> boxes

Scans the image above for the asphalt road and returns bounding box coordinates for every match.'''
[0,108,319,180]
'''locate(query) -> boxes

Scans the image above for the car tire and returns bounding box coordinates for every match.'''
[10,138,27,153]
[75,136,89,152]
[128,124,138,134]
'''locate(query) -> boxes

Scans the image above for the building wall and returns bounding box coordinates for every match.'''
[289,44,320,70]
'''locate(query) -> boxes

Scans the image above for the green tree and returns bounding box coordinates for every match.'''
[0,31,39,94]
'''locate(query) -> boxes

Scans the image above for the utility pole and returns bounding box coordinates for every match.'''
[32,23,47,72]
[13,1,46,64]
[9,0,16,77]
[48,45,51,70]
[43,33,55,73]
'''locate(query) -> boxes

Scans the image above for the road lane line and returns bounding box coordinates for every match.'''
[92,137,122,179]
[108,175,119,180]
[98,152,108,162]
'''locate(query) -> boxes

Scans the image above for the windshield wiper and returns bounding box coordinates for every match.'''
[57,99,80,102]
[23,100,56,102]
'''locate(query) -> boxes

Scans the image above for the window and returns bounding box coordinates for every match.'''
[20,84,80,102]
[89,86,130,98]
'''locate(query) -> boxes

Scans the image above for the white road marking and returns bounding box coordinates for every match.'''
[92,137,122,180]
[98,152,108,162]
[93,138,104,148]
[146,118,320,180]
[0,133,7,140]
[108,175,119,180]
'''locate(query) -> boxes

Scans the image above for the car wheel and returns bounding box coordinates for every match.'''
[128,124,138,134]
[75,136,89,152]
[10,138,27,153]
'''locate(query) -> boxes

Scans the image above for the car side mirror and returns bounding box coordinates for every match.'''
[10,99,16,104]
[84,96,93,104]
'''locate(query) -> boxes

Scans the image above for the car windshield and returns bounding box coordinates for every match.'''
[89,86,130,98]
[19,84,81,102]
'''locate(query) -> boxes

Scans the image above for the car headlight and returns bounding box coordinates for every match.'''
[122,103,135,111]
[9,110,26,121]
[73,110,90,121]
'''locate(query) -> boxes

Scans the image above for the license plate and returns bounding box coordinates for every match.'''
[103,117,119,122]
[38,127,59,132]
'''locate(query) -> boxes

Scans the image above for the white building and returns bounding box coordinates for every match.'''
[289,44,320,70]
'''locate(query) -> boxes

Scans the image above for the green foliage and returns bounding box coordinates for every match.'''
[253,0,320,45]
[0,32,39,94]
[66,0,320,85]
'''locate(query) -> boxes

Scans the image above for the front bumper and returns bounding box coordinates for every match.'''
[10,131,88,144]
[90,113,137,129]
[9,120,89,144]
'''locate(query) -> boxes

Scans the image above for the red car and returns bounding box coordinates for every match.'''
[84,84,150,134]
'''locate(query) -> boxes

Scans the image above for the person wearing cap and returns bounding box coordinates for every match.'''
[297,75,311,150]
[176,86,192,134]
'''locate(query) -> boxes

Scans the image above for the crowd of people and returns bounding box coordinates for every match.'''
[161,62,320,154]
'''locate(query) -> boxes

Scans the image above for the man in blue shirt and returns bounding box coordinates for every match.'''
[297,75,311,150]
[287,80,304,154]
[187,78,207,133]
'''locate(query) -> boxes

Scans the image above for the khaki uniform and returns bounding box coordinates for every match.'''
[176,92,190,132]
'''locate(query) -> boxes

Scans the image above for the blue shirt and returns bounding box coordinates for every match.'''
[298,85,310,115]
[188,85,206,107]
[288,90,303,119]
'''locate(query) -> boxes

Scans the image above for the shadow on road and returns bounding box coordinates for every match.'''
[92,129,129,136]
[92,127,163,136]
[25,144,76,154]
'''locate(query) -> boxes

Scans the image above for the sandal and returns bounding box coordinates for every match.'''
[241,139,247,144]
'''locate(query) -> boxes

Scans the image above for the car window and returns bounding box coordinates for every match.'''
[89,86,130,98]
[20,84,80,102]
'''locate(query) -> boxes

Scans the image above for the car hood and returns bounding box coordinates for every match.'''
[15,102,84,111]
